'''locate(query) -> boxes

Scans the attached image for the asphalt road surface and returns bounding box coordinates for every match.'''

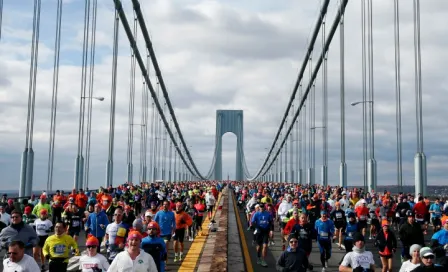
[236,204,433,272]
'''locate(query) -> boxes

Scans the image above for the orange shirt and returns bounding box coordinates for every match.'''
[175,211,193,230]
[52,195,64,208]
[355,206,369,221]
[75,194,88,209]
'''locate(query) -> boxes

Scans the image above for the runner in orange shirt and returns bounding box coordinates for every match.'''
[173,202,193,262]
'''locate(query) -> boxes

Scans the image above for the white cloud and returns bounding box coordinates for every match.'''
[0,0,447,191]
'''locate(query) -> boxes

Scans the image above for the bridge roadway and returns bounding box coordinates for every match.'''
[233,193,433,272]
[0,191,434,272]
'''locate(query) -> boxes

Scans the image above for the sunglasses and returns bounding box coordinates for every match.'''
[289,240,298,244]
[87,245,97,249]
[423,255,434,260]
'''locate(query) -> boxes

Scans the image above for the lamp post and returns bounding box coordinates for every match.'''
[82,96,104,189]
[351,100,376,193]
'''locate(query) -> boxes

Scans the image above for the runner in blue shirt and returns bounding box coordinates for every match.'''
[250,203,273,268]
[153,200,176,259]
[315,210,335,271]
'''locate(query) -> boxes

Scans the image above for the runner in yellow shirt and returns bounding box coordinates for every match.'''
[43,221,79,272]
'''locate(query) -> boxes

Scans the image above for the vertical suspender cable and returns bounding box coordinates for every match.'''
[75,0,91,190]
[168,120,173,181]
[367,0,377,193]
[290,104,294,183]
[413,0,426,196]
[173,133,177,182]
[321,17,328,187]
[0,0,3,41]
[106,11,119,187]
[139,81,146,182]
[154,81,160,180]
[361,0,368,191]
[284,120,288,182]
[84,0,97,190]
[20,0,41,197]
[162,101,168,180]
[47,0,63,192]
[126,12,137,182]
[339,1,347,188]
[298,84,303,184]
[394,0,403,190]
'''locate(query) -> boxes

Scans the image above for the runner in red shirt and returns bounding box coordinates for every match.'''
[413,196,428,234]
[355,199,369,237]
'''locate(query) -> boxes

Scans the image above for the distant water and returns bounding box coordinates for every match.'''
[0,190,71,198]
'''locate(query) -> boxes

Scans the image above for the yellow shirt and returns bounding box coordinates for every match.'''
[261,196,273,205]
[43,234,78,262]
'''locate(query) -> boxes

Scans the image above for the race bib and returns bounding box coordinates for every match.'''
[54,244,66,255]
[299,229,308,239]
[360,215,366,220]
[320,231,328,238]
[37,224,47,231]
[336,213,342,219]
[72,221,80,227]
[396,212,400,218]
[348,232,353,237]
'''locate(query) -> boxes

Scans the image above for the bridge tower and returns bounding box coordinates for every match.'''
[214,110,244,181]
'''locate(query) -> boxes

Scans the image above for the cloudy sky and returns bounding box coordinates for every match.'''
[0,0,447,191]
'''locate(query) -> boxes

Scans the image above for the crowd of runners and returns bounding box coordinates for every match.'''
[0,181,223,272]
[0,181,447,271]
[234,182,448,272]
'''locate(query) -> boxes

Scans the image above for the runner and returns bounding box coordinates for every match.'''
[251,203,274,267]
[315,210,335,271]
[339,232,375,272]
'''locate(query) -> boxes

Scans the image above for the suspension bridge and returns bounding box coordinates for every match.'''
[0,0,445,271]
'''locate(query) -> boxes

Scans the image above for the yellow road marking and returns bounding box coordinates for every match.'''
[232,192,254,272]
[178,192,223,272]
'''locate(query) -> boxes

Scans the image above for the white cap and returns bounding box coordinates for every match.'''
[145,212,152,217]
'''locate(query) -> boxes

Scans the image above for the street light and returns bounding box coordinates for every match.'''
[81,96,105,101]
[351,99,376,193]
[350,100,372,107]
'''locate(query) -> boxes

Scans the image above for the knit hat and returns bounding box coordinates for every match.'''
[353,233,364,243]
[409,244,422,256]
[86,234,99,246]
[132,219,143,230]
[128,230,143,240]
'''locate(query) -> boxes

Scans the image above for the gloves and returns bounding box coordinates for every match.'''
[444,244,448,251]
[74,249,80,256]
[45,255,50,261]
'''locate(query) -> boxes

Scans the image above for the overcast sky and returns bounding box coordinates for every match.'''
[0,0,447,191]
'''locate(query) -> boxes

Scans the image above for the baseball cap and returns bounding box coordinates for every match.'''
[419,247,434,257]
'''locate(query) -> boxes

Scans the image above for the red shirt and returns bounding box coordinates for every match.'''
[355,206,369,221]
[413,202,427,219]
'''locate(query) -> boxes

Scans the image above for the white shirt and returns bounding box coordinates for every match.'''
[107,250,158,272]
[79,254,110,272]
[339,198,350,211]
[278,201,292,220]
[3,254,40,272]
[205,193,216,206]
[399,260,420,272]
[34,218,53,236]
[341,250,375,269]
[1,212,11,225]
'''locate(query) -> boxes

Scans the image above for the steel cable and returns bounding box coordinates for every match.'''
[47,0,63,192]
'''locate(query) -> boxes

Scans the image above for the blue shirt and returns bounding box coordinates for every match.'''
[314,219,335,241]
[432,229,448,246]
[141,236,167,272]
[344,222,359,241]
[251,211,273,230]
[154,210,176,236]
[430,203,442,218]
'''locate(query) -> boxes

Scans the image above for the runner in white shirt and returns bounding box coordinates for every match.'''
[33,208,53,270]
[3,241,40,272]
[108,230,158,272]
[339,233,375,272]
[399,244,422,272]
[79,235,110,272]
